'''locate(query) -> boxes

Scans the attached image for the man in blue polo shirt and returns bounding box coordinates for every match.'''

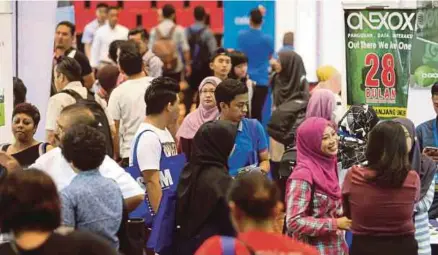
[237,7,274,122]
[215,79,270,176]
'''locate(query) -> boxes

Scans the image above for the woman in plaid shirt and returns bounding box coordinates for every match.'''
[286,117,350,255]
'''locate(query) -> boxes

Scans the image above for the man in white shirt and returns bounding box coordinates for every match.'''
[108,42,154,165]
[130,77,180,212]
[82,3,109,59]
[148,4,191,82]
[90,6,128,69]
[128,27,163,78]
[0,104,144,212]
[46,57,114,145]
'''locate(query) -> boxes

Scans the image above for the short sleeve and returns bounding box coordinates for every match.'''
[137,132,162,171]
[178,27,190,52]
[107,90,121,121]
[45,96,64,131]
[74,52,93,76]
[254,120,268,152]
[81,24,94,44]
[100,156,144,199]
[342,167,353,195]
[60,191,76,227]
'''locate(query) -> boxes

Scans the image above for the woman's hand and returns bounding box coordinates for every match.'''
[336,216,352,230]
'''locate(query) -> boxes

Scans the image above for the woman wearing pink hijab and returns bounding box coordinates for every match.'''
[305,89,336,121]
[177,77,222,160]
[286,117,350,255]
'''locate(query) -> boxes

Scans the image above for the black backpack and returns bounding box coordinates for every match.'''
[267,98,307,147]
[187,27,210,71]
[60,89,114,157]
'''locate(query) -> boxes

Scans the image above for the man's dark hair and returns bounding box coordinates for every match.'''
[0,169,61,233]
[128,27,149,41]
[145,77,180,115]
[61,124,107,171]
[250,8,263,26]
[194,6,206,21]
[215,79,248,112]
[60,104,97,128]
[96,2,109,9]
[162,4,175,19]
[56,21,75,36]
[432,82,438,96]
[229,171,280,220]
[118,42,143,76]
[366,121,410,188]
[210,48,231,63]
[13,77,27,107]
[108,40,124,64]
[13,103,41,128]
[56,57,82,82]
[108,6,119,12]
[283,32,294,46]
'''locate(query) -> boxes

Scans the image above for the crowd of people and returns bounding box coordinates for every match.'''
[1,2,438,255]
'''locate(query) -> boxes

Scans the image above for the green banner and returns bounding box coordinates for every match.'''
[344,9,415,118]
[411,6,438,88]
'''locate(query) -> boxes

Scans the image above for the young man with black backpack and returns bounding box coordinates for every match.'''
[187,6,218,91]
[47,57,115,155]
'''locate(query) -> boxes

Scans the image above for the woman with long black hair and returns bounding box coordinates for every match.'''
[343,121,420,255]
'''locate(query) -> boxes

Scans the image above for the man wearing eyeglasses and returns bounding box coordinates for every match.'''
[215,79,270,177]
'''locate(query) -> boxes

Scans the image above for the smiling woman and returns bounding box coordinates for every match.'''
[1,103,52,168]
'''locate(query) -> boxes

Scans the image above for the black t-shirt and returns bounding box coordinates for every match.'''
[64,48,93,76]
[0,231,119,255]
[51,48,92,96]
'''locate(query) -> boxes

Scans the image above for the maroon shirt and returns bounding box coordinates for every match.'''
[342,166,420,236]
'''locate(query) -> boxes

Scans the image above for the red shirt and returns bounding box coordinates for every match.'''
[195,230,319,255]
[342,166,420,236]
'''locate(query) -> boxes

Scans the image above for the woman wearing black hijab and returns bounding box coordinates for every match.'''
[175,120,238,255]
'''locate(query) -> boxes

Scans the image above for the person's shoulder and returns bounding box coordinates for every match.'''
[33,147,61,166]
[418,119,435,129]
[117,24,129,33]
[195,235,222,255]
[64,231,118,253]
[407,170,420,182]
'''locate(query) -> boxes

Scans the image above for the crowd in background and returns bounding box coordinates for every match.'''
[1,2,438,255]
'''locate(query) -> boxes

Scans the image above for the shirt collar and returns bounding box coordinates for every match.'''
[63,81,83,90]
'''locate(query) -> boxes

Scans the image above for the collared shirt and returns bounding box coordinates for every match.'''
[45,81,114,131]
[237,28,274,85]
[107,76,154,158]
[148,19,190,73]
[30,147,144,199]
[90,23,129,68]
[61,170,123,249]
[81,19,106,44]
[186,22,218,56]
[228,118,268,176]
[143,49,163,78]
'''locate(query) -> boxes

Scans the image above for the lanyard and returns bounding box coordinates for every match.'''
[433,119,438,147]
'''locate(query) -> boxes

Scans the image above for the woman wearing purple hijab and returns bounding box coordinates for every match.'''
[286,117,351,255]
[286,117,350,255]
[177,77,222,160]
[305,89,336,121]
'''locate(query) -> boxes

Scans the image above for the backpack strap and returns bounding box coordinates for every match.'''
[220,236,235,255]
[59,89,83,101]
[155,28,164,40]
[167,25,177,39]
[220,236,256,255]
[38,143,49,156]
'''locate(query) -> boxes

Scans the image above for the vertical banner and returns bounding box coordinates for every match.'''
[407,4,438,125]
[344,9,415,119]
[223,1,275,49]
